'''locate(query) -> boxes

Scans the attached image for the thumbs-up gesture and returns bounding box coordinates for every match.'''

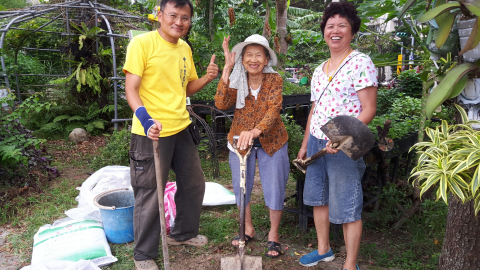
[206,54,218,82]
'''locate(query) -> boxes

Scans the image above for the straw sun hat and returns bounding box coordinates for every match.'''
[231,34,278,66]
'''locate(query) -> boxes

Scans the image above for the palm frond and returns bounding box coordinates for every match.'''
[288,6,321,16]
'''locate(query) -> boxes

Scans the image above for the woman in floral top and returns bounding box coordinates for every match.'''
[297,2,377,270]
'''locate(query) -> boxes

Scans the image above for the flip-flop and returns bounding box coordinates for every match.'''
[231,234,253,247]
[265,241,284,258]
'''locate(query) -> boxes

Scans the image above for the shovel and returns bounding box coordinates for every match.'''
[293,115,374,174]
[221,135,262,270]
[152,140,170,270]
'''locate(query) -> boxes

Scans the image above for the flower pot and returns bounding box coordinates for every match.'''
[282,94,311,107]
[458,18,480,63]
[457,79,480,129]
[458,79,480,105]
[0,88,9,108]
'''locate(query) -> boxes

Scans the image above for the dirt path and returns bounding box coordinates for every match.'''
[0,226,21,270]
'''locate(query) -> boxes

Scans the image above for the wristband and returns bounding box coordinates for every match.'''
[135,106,155,136]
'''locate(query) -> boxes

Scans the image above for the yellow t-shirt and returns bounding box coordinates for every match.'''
[123,31,198,137]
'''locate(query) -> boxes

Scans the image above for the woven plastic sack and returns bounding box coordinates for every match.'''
[29,219,117,267]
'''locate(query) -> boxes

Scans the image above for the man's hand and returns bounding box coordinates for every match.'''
[148,119,162,141]
[206,55,218,82]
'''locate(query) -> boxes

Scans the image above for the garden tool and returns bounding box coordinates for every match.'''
[221,135,262,270]
[152,140,170,270]
[292,115,375,174]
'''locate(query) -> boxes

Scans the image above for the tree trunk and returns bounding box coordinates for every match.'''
[275,0,288,54]
[262,3,271,39]
[438,196,480,270]
[209,0,214,41]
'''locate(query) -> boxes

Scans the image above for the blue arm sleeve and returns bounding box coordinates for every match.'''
[135,106,155,137]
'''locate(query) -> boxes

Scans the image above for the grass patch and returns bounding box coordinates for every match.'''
[199,205,237,244]
[7,178,85,261]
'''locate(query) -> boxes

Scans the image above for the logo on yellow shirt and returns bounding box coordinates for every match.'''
[181,57,187,87]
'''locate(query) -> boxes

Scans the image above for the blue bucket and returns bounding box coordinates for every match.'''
[94,188,135,244]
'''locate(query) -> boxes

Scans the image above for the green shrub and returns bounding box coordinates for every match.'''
[390,95,423,118]
[3,53,49,91]
[396,69,423,97]
[281,114,304,178]
[372,93,423,139]
[0,0,28,10]
[0,93,59,185]
[369,115,420,140]
[376,88,401,115]
[90,127,131,171]
[283,81,310,95]
[190,79,219,101]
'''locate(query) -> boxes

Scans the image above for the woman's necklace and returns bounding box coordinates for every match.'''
[326,49,353,82]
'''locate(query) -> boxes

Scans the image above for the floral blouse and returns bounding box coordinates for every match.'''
[310,51,378,140]
[215,73,288,156]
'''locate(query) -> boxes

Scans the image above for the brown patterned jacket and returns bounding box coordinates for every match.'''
[215,73,288,156]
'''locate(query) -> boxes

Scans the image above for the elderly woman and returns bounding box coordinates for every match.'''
[296,2,377,270]
[214,34,289,258]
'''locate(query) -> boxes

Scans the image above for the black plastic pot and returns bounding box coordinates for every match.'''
[282,94,311,107]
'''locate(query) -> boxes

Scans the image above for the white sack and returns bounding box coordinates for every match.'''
[202,182,236,206]
[28,219,117,268]
[65,166,131,221]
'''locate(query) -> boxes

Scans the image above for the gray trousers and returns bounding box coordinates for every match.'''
[229,142,289,211]
[129,128,205,261]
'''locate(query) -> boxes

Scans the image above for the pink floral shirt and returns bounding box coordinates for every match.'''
[310,51,378,140]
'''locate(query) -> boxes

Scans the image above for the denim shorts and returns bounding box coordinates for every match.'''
[229,143,289,211]
[303,136,366,224]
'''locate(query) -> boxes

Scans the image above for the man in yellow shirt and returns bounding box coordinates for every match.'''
[123,1,218,269]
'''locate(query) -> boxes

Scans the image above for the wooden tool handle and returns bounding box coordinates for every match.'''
[305,148,328,165]
[153,140,170,270]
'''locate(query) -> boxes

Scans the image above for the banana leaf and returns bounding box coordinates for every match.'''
[418,2,461,22]
[399,0,419,19]
[465,3,480,17]
[435,0,448,27]
[436,12,458,48]
[426,63,477,118]
[447,74,469,99]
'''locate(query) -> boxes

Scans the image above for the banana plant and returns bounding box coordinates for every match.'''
[424,61,478,118]
[416,0,480,52]
[408,0,480,118]
[410,104,480,214]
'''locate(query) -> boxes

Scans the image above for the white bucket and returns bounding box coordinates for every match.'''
[0,89,9,108]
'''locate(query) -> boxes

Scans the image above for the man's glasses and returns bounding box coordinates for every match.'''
[165,13,191,23]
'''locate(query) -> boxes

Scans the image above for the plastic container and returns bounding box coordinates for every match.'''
[0,89,9,108]
[94,188,135,244]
